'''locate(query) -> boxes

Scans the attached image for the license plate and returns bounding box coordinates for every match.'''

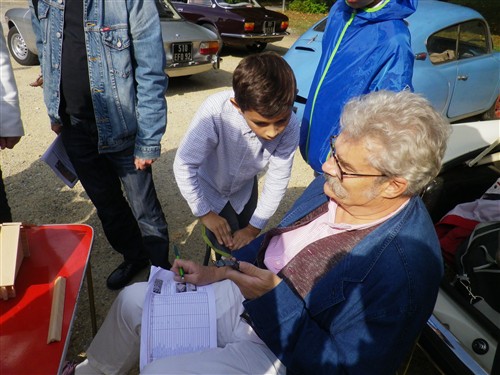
[172,43,192,62]
[263,21,275,35]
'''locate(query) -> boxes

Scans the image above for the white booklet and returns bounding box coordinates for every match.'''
[140,266,217,371]
[40,135,78,188]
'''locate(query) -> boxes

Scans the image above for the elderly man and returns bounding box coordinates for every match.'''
[73,90,451,375]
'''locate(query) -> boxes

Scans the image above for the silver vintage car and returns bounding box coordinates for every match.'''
[4,0,221,78]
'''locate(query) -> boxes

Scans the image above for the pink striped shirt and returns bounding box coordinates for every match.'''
[264,199,409,274]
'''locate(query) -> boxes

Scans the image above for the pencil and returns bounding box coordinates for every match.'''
[173,244,185,278]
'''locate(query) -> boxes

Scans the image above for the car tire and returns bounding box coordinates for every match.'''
[246,42,267,52]
[482,94,500,120]
[7,26,39,66]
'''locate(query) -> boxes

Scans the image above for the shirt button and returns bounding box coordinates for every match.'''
[117,40,122,48]
[54,63,59,69]
[58,0,63,3]
[56,32,62,38]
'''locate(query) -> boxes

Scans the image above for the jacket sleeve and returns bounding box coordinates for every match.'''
[127,0,168,159]
[369,28,414,92]
[173,98,219,218]
[0,21,24,138]
[29,0,43,70]
[243,275,419,375]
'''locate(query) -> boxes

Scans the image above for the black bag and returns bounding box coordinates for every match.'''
[455,221,500,312]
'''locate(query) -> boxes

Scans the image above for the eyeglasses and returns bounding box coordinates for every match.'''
[329,136,387,182]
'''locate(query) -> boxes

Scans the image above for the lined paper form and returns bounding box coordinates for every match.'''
[140,266,217,370]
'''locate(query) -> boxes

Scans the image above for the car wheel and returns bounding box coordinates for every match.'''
[482,94,500,120]
[7,26,39,66]
[246,42,267,53]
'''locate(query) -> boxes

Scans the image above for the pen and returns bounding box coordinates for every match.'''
[173,244,185,279]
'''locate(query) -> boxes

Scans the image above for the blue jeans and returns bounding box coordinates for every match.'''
[0,168,13,222]
[60,115,170,268]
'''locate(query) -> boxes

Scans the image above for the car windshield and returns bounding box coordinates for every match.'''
[156,0,183,20]
[215,0,263,9]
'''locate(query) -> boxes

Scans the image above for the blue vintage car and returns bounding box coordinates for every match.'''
[284,0,500,123]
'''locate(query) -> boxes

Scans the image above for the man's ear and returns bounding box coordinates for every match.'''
[382,177,408,198]
[230,98,242,112]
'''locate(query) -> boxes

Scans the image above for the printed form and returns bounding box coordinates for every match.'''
[140,266,217,370]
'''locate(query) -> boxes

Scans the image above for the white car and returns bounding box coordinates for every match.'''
[419,119,499,374]
[4,0,221,78]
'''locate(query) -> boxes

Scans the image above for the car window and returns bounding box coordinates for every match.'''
[215,0,262,9]
[156,0,183,19]
[458,20,489,59]
[188,0,212,5]
[314,18,327,33]
[427,19,490,64]
[427,25,458,64]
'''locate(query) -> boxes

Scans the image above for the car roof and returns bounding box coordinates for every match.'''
[406,0,485,41]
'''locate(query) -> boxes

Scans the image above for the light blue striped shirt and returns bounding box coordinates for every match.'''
[173,90,300,229]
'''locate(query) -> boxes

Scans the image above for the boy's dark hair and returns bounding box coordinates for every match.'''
[232,52,297,118]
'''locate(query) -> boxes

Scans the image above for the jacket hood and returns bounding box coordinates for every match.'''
[337,0,417,22]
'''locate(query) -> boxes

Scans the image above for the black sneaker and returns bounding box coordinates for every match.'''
[106,260,149,290]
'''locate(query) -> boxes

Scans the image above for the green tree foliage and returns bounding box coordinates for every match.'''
[289,0,328,14]
[446,0,499,35]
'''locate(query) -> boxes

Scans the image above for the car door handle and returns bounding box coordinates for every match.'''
[457,75,469,81]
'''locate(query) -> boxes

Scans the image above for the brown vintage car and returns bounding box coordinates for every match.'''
[172,0,289,52]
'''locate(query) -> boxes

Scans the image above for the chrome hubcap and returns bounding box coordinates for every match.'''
[11,33,28,60]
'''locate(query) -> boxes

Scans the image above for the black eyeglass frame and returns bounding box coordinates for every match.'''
[329,135,387,181]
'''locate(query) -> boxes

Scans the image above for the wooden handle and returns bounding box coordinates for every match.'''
[47,276,66,344]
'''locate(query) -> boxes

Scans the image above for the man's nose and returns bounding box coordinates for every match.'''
[322,157,338,176]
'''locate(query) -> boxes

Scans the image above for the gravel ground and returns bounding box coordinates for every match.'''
[1,3,439,372]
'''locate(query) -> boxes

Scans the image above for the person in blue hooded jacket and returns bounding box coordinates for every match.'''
[301,0,416,173]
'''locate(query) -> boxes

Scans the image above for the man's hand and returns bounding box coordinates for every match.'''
[228,261,282,300]
[51,123,63,134]
[134,157,155,170]
[171,258,226,285]
[0,137,21,150]
[200,212,234,248]
[230,224,260,250]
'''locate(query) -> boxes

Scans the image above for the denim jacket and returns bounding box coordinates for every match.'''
[32,0,167,159]
[239,176,443,374]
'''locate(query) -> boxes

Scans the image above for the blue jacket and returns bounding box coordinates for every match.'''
[237,176,443,374]
[32,0,167,159]
[301,0,416,173]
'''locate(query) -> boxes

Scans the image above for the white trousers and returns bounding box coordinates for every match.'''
[84,280,285,375]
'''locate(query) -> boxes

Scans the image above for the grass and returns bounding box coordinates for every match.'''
[284,10,327,36]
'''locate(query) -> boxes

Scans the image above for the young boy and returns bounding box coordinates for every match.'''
[174,52,299,255]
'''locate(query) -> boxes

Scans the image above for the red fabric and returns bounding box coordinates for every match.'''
[435,214,479,265]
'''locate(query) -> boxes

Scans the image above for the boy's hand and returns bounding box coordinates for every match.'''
[200,212,234,248]
[230,224,260,250]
